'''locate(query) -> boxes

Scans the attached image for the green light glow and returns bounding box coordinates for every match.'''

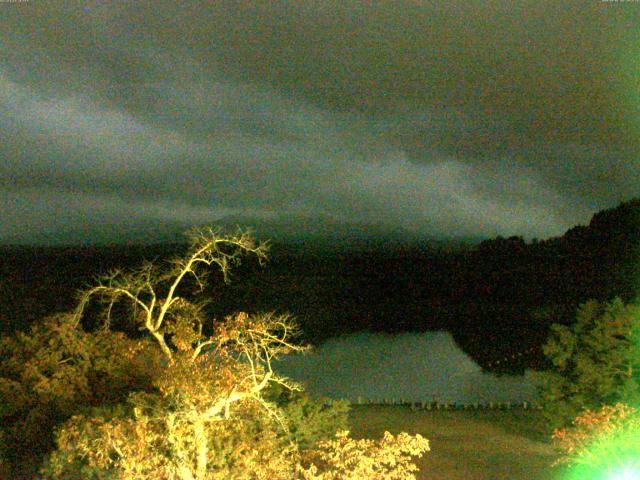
[564,461,640,480]
[608,466,640,480]
[561,407,640,480]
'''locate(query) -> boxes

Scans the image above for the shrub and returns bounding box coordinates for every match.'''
[552,403,640,479]
[0,313,160,473]
[298,430,430,480]
[274,388,351,451]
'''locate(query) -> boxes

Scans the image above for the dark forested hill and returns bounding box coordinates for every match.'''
[2,198,639,374]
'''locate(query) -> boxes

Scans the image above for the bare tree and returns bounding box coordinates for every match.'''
[74,226,269,363]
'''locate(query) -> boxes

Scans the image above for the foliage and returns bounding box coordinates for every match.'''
[39,228,303,479]
[42,387,297,480]
[297,430,430,480]
[4,227,431,479]
[535,297,640,428]
[552,403,640,479]
[274,389,351,451]
[40,313,426,479]
[40,306,357,480]
[0,312,159,469]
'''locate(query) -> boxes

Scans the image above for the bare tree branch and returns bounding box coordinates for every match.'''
[72,227,269,364]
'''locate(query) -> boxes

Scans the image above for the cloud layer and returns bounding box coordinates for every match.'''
[1,1,638,244]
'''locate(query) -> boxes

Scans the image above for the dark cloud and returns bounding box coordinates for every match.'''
[0,0,638,244]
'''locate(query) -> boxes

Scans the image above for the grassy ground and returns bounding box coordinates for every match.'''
[348,405,568,480]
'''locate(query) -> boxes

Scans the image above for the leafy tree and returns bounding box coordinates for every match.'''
[39,227,430,479]
[40,228,302,479]
[0,312,159,475]
[536,297,640,428]
[42,312,305,479]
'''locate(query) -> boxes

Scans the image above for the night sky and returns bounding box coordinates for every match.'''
[1,1,639,245]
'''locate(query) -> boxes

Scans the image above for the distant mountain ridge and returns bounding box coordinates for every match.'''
[476,197,640,256]
[2,198,639,251]
[549,197,640,256]
[216,214,426,242]
[211,214,481,251]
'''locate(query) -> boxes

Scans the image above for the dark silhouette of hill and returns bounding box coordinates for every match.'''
[1,198,639,374]
[451,198,640,369]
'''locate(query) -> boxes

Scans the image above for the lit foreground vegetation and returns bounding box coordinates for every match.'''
[0,228,429,479]
[3,227,640,479]
[551,403,640,480]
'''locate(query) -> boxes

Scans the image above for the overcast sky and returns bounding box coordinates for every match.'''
[1,0,639,245]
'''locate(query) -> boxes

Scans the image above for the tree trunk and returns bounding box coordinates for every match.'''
[194,419,208,480]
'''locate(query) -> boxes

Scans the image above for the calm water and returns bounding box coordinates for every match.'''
[274,331,540,405]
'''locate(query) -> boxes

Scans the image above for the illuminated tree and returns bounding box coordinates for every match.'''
[36,227,430,479]
[43,310,308,479]
[537,297,640,428]
[42,228,305,479]
[73,226,270,364]
[0,312,159,475]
